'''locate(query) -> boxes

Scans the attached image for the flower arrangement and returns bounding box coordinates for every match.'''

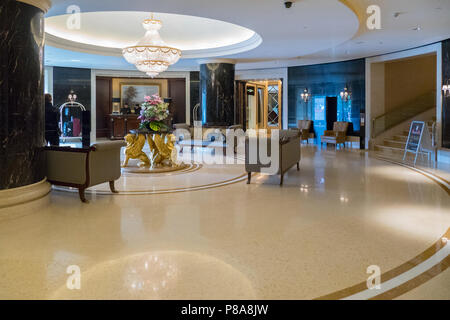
[138,94,170,132]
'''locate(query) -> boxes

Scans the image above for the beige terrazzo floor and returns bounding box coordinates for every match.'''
[0,145,449,299]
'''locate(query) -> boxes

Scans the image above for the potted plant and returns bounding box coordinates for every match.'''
[138,94,170,133]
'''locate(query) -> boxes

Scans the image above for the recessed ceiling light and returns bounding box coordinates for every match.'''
[70,59,81,62]
[413,26,422,31]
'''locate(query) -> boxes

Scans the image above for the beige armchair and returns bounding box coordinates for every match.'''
[321,122,349,148]
[297,120,313,144]
[245,130,301,185]
[45,141,126,202]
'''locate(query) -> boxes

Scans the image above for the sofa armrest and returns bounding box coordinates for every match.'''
[91,140,126,151]
[89,142,124,186]
[280,136,301,173]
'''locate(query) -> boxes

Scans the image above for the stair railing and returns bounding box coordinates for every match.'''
[372,91,436,138]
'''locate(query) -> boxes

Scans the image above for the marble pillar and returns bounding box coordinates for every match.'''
[200,63,235,126]
[0,0,46,190]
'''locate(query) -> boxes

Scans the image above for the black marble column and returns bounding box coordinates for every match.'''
[190,71,200,123]
[200,63,235,126]
[0,1,45,189]
[442,38,450,149]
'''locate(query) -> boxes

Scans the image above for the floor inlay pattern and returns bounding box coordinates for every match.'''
[314,154,450,299]
[53,161,249,195]
[0,147,448,299]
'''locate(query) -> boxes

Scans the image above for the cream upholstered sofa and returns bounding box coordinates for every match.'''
[174,123,243,154]
[320,122,349,148]
[297,120,313,144]
[45,141,126,202]
[245,130,301,185]
[173,123,192,138]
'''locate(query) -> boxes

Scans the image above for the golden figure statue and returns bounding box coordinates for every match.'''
[147,133,177,169]
[122,134,150,167]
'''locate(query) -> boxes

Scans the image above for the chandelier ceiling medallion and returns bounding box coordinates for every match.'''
[122,14,181,77]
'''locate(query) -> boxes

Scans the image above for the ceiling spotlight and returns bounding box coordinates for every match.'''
[284,1,293,9]
[413,25,422,31]
[393,12,406,18]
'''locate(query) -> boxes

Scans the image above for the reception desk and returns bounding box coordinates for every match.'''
[108,114,140,140]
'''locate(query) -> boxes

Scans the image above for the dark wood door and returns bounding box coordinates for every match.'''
[96,77,112,138]
[168,78,186,124]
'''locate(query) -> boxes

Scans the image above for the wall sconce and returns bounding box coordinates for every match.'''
[300,88,310,102]
[340,86,351,102]
[443,80,450,97]
[68,91,77,102]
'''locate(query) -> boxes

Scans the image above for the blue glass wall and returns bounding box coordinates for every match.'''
[288,59,365,148]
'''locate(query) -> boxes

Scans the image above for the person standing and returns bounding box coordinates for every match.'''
[44,93,60,146]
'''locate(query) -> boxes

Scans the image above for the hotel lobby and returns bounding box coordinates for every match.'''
[1,0,450,303]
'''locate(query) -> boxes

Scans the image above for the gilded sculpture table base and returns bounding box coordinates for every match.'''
[122,132,186,173]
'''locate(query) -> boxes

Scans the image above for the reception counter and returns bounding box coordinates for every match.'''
[108,114,140,140]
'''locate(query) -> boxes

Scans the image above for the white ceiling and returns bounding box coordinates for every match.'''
[44,0,450,71]
[46,11,260,53]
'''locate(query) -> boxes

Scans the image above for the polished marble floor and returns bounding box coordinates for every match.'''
[0,146,448,299]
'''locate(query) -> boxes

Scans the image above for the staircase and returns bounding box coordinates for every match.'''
[374,118,435,158]
[371,91,436,160]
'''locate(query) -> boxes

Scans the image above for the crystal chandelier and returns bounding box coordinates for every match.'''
[123,15,181,77]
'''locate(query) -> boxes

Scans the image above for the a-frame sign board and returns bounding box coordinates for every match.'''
[403,121,433,166]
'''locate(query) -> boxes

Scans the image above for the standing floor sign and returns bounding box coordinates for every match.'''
[403,121,434,165]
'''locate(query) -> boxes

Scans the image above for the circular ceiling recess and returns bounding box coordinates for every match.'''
[45,11,262,59]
